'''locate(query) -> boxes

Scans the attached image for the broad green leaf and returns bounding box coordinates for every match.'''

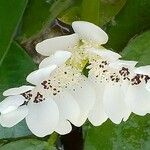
[84,115,150,150]
[98,0,127,26]
[81,0,126,26]
[121,30,150,66]
[0,139,56,150]
[0,41,36,97]
[106,0,150,52]
[58,0,81,24]
[84,30,150,149]
[58,0,126,26]
[0,0,28,64]
[0,41,36,139]
[18,0,74,42]
[81,0,100,25]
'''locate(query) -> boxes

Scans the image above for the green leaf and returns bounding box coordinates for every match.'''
[58,0,81,24]
[0,41,36,97]
[84,115,150,150]
[58,0,126,26]
[0,139,56,150]
[81,0,126,26]
[0,41,36,139]
[106,0,150,52]
[18,0,74,42]
[98,0,127,26]
[0,121,31,139]
[0,0,28,64]
[81,0,100,25]
[121,30,150,66]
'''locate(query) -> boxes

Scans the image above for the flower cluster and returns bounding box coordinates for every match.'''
[0,21,150,137]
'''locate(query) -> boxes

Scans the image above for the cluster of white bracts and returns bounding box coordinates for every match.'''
[0,21,150,137]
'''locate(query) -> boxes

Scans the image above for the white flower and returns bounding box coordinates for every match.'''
[34,21,133,125]
[36,21,108,56]
[35,21,109,70]
[26,51,96,127]
[2,20,150,137]
[125,65,150,116]
[34,21,109,126]
[71,22,134,124]
[0,76,61,137]
[86,47,139,124]
[0,21,150,137]
[103,60,138,123]
[0,50,96,136]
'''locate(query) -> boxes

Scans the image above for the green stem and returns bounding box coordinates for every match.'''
[47,132,58,146]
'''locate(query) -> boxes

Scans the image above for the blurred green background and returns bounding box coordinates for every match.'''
[0,0,150,149]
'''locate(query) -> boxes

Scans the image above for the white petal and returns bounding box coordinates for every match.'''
[68,78,96,126]
[88,84,108,126]
[39,51,72,68]
[146,80,150,91]
[0,95,25,113]
[123,109,131,122]
[3,86,34,96]
[26,98,59,137]
[103,84,130,124]
[88,102,108,126]
[134,65,150,75]
[72,21,108,44]
[36,34,79,56]
[26,65,57,85]
[109,60,138,70]
[87,48,121,62]
[53,90,80,125]
[55,115,72,135]
[125,84,150,116]
[0,105,28,127]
